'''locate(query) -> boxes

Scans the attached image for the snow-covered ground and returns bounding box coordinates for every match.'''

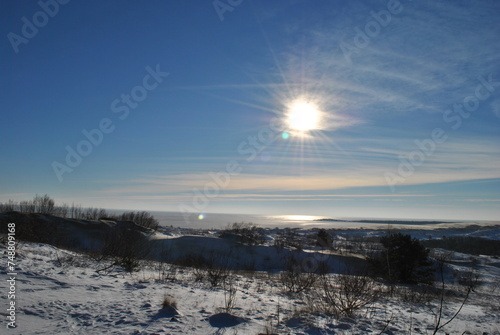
[1,225,500,334]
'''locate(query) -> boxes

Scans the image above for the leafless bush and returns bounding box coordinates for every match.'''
[99,225,150,273]
[279,254,319,294]
[149,259,177,282]
[206,252,231,287]
[178,251,231,287]
[316,271,380,317]
[175,253,206,281]
[222,278,237,313]
[207,266,230,287]
[152,245,177,282]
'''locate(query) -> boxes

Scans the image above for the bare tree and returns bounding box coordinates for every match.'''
[0,200,16,212]
[33,194,55,214]
[19,200,34,213]
[55,203,69,218]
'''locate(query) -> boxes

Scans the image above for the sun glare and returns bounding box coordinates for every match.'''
[286,99,322,133]
[284,215,320,221]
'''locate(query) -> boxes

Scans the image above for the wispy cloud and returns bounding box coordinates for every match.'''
[97,137,500,197]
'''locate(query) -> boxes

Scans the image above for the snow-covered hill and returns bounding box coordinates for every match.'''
[1,225,499,334]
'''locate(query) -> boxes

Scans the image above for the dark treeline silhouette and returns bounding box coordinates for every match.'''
[0,194,159,230]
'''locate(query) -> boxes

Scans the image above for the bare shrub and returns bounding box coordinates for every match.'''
[99,225,150,273]
[222,278,237,313]
[205,252,231,287]
[192,267,206,282]
[175,253,207,281]
[279,254,318,294]
[178,251,230,287]
[207,265,230,287]
[154,261,177,282]
[317,271,380,317]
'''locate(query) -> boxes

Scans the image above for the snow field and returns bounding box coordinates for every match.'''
[1,232,499,334]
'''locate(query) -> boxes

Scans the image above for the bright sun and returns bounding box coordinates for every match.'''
[286,99,322,133]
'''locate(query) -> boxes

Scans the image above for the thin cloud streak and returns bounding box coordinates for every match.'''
[95,136,500,197]
[97,171,500,197]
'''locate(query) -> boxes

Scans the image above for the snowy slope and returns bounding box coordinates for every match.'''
[1,232,499,334]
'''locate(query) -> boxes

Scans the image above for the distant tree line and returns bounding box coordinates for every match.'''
[0,194,159,231]
[0,194,55,215]
[422,236,500,257]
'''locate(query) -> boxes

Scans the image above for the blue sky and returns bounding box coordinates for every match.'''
[1,0,499,220]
